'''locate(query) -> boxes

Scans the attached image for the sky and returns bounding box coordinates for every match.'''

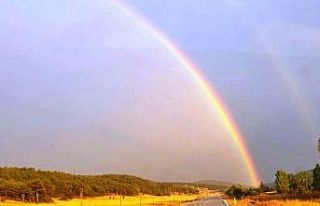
[0,0,320,184]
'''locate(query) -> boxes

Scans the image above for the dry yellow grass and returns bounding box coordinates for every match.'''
[227,198,320,206]
[0,195,198,206]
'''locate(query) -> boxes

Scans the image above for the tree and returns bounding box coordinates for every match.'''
[226,186,245,199]
[288,173,297,192]
[258,182,271,193]
[313,164,320,190]
[294,171,312,193]
[275,170,290,193]
[318,136,320,154]
[258,182,265,193]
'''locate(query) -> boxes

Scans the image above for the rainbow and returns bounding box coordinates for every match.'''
[258,37,317,136]
[230,0,317,137]
[111,0,260,186]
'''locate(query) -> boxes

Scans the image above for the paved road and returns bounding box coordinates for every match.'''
[184,197,228,206]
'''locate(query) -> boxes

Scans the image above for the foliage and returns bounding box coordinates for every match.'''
[292,171,312,193]
[258,182,272,193]
[275,170,290,193]
[226,186,246,199]
[317,136,320,154]
[227,198,320,206]
[312,164,320,190]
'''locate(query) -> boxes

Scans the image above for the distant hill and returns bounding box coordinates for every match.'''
[264,182,275,189]
[194,180,250,188]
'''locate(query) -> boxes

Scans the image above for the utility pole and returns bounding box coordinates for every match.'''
[80,187,84,206]
[317,135,320,154]
[21,193,25,202]
[35,188,39,203]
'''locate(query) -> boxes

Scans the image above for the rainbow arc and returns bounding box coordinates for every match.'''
[112,0,260,186]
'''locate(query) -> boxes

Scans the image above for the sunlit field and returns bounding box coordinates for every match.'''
[227,199,320,206]
[0,195,199,206]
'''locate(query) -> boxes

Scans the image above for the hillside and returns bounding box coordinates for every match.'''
[194,180,250,188]
[0,167,197,202]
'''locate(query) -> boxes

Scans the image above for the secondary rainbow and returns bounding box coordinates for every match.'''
[112,0,261,186]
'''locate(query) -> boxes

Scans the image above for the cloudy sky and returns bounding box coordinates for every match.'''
[0,0,320,185]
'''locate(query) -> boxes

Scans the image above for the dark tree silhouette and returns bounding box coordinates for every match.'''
[318,136,320,154]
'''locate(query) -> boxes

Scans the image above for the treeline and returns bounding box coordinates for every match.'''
[170,182,230,191]
[226,138,320,200]
[0,167,197,202]
[225,183,273,199]
[272,137,320,195]
[225,164,320,199]
[274,164,320,194]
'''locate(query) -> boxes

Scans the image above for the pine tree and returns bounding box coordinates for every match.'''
[313,164,320,190]
[317,136,320,154]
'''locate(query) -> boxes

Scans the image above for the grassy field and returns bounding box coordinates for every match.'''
[227,198,320,206]
[0,195,199,206]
